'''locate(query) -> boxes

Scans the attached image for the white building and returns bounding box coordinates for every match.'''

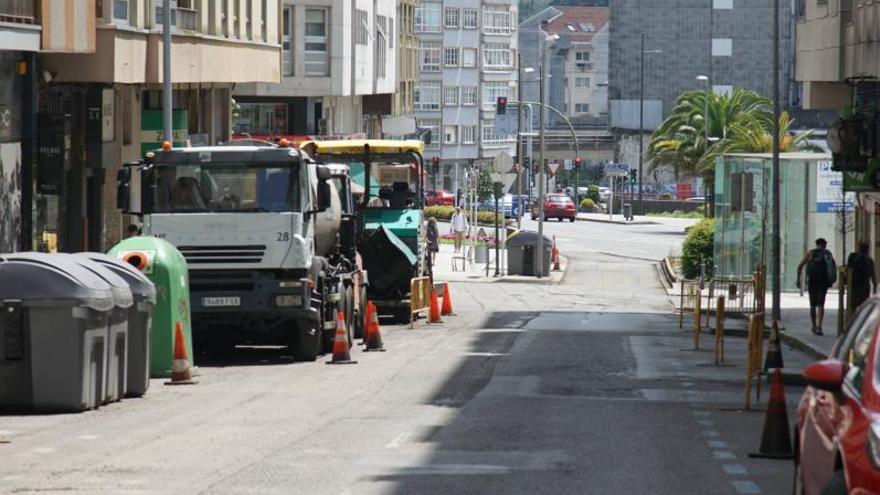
[413,0,518,193]
[235,0,398,138]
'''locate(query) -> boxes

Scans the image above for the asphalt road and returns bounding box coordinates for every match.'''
[0,218,806,494]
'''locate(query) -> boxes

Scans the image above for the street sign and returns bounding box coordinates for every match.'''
[492,152,517,189]
[564,159,573,171]
[605,163,630,176]
[547,162,560,177]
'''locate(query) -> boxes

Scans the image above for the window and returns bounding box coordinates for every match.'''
[415,3,441,33]
[377,16,387,77]
[282,7,293,76]
[841,0,853,24]
[356,9,369,45]
[481,121,510,146]
[795,0,805,18]
[444,125,458,144]
[461,125,477,144]
[444,47,459,67]
[482,5,511,34]
[414,82,441,110]
[463,8,478,29]
[712,38,732,57]
[444,86,459,106]
[444,7,459,28]
[462,48,477,67]
[817,0,828,6]
[420,41,442,72]
[575,103,590,113]
[462,86,477,106]
[419,119,441,149]
[713,85,733,97]
[730,173,755,212]
[575,77,590,88]
[575,51,590,62]
[113,0,129,23]
[482,43,512,69]
[837,304,880,395]
[482,81,510,106]
[305,8,329,76]
[713,0,733,8]
[235,102,289,136]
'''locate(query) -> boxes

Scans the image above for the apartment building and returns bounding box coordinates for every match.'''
[9,0,282,253]
[520,6,609,124]
[235,0,398,139]
[395,0,417,117]
[413,0,518,192]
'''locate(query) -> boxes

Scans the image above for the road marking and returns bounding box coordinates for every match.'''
[702,430,720,437]
[463,352,508,357]
[692,410,711,417]
[723,464,748,475]
[681,381,695,387]
[386,431,412,449]
[30,447,55,454]
[731,480,761,494]
[698,419,714,427]
[394,464,511,475]
[708,440,728,449]
[713,451,736,460]
[77,434,100,440]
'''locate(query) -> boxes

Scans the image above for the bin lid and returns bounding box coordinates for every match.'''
[505,230,552,247]
[77,252,157,305]
[0,252,115,312]
[59,254,134,309]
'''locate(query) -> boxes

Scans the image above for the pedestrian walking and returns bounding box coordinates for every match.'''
[450,207,468,252]
[847,240,877,312]
[426,217,440,267]
[797,237,838,335]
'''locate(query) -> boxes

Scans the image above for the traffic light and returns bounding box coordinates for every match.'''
[496,96,507,115]
[574,156,582,169]
[431,156,440,174]
[629,169,637,184]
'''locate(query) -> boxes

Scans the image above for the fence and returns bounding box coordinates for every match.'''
[409,276,432,327]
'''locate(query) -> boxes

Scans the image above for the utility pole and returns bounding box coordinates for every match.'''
[771,0,781,325]
[537,63,546,277]
[516,53,524,230]
[638,32,645,216]
[163,0,173,143]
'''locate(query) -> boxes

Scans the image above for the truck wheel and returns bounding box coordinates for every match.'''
[291,326,321,362]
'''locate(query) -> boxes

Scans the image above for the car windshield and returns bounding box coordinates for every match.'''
[548,195,570,202]
[148,163,299,213]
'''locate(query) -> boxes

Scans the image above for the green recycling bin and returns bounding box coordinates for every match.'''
[108,237,193,378]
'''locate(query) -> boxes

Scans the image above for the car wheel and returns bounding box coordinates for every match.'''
[820,470,846,495]
[569,217,575,223]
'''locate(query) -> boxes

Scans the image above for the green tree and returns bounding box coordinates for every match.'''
[477,165,494,201]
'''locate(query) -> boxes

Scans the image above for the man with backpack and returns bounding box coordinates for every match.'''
[797,238,838,335]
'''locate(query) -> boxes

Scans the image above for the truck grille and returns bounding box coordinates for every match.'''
[188,271,256,292]
[178,245,266,265]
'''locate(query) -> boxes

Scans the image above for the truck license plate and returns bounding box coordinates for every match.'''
[202,296,241,307]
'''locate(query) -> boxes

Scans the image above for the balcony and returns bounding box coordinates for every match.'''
[177,7,198,31]
[0,0,35,24]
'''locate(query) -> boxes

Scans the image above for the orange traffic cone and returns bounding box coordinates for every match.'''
[364,302,386,352]
[360,301,376,346]
[748,369,793,459]
[327,311,357,365]
[552,236,561,271]
[441,283,454,316]
[165,322,196,385]
[429,287,443,324]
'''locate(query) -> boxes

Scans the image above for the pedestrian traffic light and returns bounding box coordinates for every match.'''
[496,96,507,115]
[575,156,582,169]
[431,156,440,174]
[629,169,637,184]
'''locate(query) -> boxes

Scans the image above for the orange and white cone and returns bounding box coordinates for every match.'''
[327,311,357,365]
[429,287,443,324]
[165,322,196,385]
[363,302,386,352]
[441,283,454,316]
[360,301,376,346]
[552,236,561,271]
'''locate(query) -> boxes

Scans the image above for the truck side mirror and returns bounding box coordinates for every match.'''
[317,180,332,211]
[117,167,131,211]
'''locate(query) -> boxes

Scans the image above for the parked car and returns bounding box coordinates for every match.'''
[531,194,576,222]
[795,298,880,495]
[597,187,612,203]
[476,194,516,218]
[425,189,455,206]
[686,196,706,203]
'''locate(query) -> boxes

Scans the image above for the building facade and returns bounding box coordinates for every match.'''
[10,0,282,254]
[520,6,609,125]
[235,0,398,139]
[413,0,518,192]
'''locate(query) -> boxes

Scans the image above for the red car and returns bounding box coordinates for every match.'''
[795,298,880,495]
[531,194,576,222]
[426,189,455,206]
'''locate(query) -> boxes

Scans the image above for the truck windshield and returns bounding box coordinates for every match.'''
[149,163,298,213]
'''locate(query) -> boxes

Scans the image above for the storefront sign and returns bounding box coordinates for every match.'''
[817,160,855,212]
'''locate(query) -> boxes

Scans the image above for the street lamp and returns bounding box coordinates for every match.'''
[638,33,662,216]
[536,29,559,278]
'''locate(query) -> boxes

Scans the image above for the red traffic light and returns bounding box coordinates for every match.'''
[575,156,582,165]
[496,96,508,115]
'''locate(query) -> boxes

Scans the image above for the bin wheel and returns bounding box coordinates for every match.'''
[292,326,321,362]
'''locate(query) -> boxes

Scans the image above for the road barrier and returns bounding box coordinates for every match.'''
[714,296,725,365]
[693,289,702,350]
[679,280,705,329]
[409,277,432,328]
[744,312,764,410]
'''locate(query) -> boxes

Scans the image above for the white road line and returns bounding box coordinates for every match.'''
[385,431,412,449]
[731,480,761,494]
[723,464,748,475]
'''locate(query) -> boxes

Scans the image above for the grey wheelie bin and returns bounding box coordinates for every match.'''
[62,254,134,404]
[506,230,552,276]
[78,252,156,398]
[0,253,114,413]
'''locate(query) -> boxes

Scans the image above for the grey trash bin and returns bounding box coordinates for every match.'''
[506,230,552,276]
[62,254,134,404]
[0,253,114,413]
[623,203,633,221]
[78,252,156,398]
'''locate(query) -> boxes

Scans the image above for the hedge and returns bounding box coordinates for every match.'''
[424,205,503,226]
[579,198,598,211]
[681,218,715,279]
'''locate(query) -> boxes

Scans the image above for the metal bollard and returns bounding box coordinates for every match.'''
[714,296,725,365]
[679,280,685,329]
[693,289,702,350]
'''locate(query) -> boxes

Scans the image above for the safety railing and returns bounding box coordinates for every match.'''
[409,276,431,328]
[0,0,35,23]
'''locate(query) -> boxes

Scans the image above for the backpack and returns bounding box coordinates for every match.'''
[807,249,837,287]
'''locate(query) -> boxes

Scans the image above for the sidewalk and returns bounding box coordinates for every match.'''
[430,241,567,284]
[577,212,657,225]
